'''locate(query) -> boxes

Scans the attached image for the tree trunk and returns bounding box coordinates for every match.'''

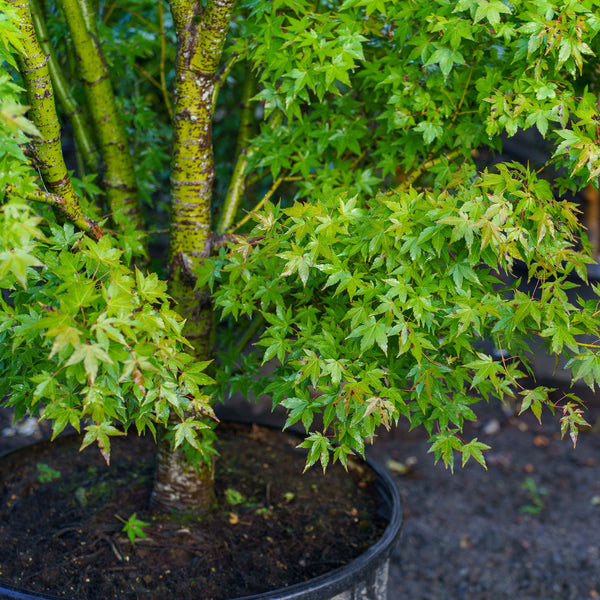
[151,431,216,513]
[152,0,235,513]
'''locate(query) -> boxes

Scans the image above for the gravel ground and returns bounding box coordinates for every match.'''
[369,392,600,600]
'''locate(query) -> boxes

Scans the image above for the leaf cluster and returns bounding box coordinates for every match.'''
[213,162,599,470]
[3,0,600,475]
[0,202,216,463]
[234,0,600,208]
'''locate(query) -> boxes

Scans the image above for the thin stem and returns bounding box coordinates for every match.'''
[229,174,286,233]
[157,0,173,121]
[576,341,600,349]
[211,52,241,110]
[457,63,475,113]
[350,151,366,170]
[495,334,525,392]
[133,62,171,96]
[217,71,257,234]
[233,315,265,358]
[101,1,116,24]
[103,5,158,31]
[395,149,464,190]
[5,185,103,240]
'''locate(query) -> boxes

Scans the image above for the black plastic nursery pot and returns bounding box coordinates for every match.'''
[0,425,402,600]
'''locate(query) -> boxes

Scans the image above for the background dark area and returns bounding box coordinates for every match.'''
[371,389,600,600]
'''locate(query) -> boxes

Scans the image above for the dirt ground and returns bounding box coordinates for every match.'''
[1,386,600,600]
[369,386,600,600]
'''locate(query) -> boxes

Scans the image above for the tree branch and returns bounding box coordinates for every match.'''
[217,71,257,234]
[9,0,102,239]
[28,0,100,173]
[5,185,103,241]
[230,174,286,233]
[58,0,144,237]
[211,51,242,110]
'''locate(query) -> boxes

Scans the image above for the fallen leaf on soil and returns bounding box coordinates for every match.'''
[385,457,417,475]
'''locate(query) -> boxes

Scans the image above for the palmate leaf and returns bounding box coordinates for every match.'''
[559,403,590,447]
[0,101,41,137]
[47,325,82,359]
[80,422,126,465]
[172,418,209,453]
[5,0,600,476]
[298,431,333,473]
[278,244,312,286]
[566,352,600,390]
[135,268,168,303]
[461,439,490,469]
[65,343,114,385]
[0,247,44,288]
[180,361,216,394]
[428,431,463,473]
[518,387,553,422]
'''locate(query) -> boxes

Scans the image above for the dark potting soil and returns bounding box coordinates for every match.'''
[3,384,600,600]
[0,422,387,600]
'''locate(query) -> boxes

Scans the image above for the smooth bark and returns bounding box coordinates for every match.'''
[58,0,143,234]
[10,0,102,240]
[155,0,235,513]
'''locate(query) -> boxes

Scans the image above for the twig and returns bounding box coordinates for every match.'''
[157,0,173,121]
[233,315,265,357]
[217,71,257,234]
[212,52,242,110]
[229,174,285,233]
[6,185,103,241]
[395,149,464,190]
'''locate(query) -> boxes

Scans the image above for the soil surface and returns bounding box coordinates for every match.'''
[0,420,386,600]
